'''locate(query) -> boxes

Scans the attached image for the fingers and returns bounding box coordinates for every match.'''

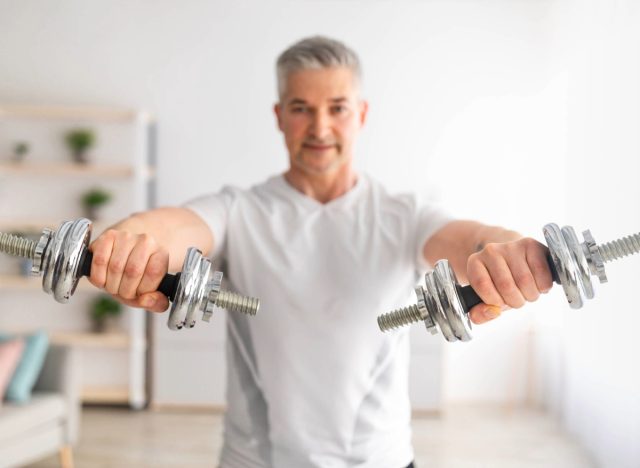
[466,257,505,307]
[467,238,554,315]
[88,229,169,309]
[105,233,139,297]
[525,240,554,293]
[117,292,170,313]
[136,250,170,296]
[88,231,115,289]
[468,304,503,325]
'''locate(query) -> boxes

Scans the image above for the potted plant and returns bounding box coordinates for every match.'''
[81,187,112,220]
[12,141,29,162]
[65,128,95,164]
[90,294,122,333]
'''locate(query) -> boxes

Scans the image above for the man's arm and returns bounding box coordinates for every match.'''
[423,220,553,324]
[88,207,213,312]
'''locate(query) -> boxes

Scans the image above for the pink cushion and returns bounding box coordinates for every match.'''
[0,338,25,406]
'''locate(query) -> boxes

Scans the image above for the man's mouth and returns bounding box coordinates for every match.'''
[303,142,336,151]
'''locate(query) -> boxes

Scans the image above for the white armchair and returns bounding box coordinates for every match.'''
[0,344,81,468]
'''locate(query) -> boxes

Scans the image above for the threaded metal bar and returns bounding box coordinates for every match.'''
[378,304,423,332]
[598,233,640,263]
[0,232,37,259]
[214,290,259,316]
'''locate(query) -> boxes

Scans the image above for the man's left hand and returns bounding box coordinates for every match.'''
[466,238,554,324]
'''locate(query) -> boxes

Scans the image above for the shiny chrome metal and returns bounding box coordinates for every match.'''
[377,285,432,332]
[598,232,640,262]
[0,232,37,258]
[203,270,223,322]
[1,219,260,331]
[544,223,584,308]
[168,247,210,330]
[168,248,260,330]
[378,303,423,332]
[213,290,260,316]
[428,260,472,342]
[582,230,607,283]
[42,219,92,303]
[379,223,640,342]
[378,260,471,342]
[32,228,53,275]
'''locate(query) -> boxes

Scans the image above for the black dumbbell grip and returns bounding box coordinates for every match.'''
[455,252,561,313]
[79,251,180,302]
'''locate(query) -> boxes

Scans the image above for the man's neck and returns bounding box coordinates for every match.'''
[284,166,358,204]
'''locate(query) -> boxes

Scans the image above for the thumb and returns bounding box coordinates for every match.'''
[121,292,170,313]
[468,303,502,325]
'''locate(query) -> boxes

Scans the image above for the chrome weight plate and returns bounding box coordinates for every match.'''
[42,218,92,303]
[167,247,211,330]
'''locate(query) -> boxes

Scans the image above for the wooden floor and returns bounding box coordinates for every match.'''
[28,405,595,468]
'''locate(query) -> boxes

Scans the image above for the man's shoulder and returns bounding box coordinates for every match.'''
[200,174,283,200]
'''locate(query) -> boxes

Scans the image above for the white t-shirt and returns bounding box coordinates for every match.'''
[184,174,451,468]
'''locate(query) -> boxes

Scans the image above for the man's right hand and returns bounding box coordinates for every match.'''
[87,229,170,312]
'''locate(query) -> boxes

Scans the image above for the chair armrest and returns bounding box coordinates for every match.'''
[34,344,82,445]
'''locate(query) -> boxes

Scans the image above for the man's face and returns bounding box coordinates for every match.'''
[275,67,368,176]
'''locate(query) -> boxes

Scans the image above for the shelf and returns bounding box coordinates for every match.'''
[82,386,130,404]
[0,274,95,291]
[0,219,58,233]
[0,218,124,234]
[0,102,152,410]
[0,104,151,124]
[51,331,137,349]
[0,161,155,178]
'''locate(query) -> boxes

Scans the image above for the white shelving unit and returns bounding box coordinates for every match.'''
[0,104,155,408]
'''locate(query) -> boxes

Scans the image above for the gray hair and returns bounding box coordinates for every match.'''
[276,36,362,100]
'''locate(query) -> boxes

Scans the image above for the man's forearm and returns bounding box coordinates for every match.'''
[105,207,213,272]
[423,220,521,283]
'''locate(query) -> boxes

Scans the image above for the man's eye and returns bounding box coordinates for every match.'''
[331,105,346,114]
[291,107,307,114]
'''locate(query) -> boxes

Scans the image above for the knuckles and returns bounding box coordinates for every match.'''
[108,259,126,275]
[492,275,514,292]
[470,275,495,296]
[144,259,167,279]
[123,262,144,279]
[520,237,541,250]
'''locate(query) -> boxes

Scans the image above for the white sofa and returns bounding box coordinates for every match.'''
[0,344,81,468]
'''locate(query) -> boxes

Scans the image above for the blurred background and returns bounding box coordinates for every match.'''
[0,0,638,467]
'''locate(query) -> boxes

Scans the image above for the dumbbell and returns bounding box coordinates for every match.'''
[0,218,260,330]
[377,223,640,342]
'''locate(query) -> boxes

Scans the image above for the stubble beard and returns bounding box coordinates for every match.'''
[293,147,346,176]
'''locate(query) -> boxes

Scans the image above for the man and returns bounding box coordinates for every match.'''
[88,37,552,467]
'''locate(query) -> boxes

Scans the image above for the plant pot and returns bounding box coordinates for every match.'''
[92,315,121,334]
[84,205,102,221]
[73,150,89,164]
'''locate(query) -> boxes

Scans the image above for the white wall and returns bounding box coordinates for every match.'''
[0,0,562,407]
[531,2,640,466]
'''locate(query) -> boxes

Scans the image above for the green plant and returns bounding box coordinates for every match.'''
[65,128,95,162]
[13,142,29,160]
[82,188,112,208]
[91,295,122,323]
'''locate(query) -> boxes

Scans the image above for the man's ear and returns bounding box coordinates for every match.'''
[274,103,284,131]
[359,100,369,127]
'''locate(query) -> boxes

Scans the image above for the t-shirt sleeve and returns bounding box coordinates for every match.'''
[181,187,237,259]
[413,199,455,272]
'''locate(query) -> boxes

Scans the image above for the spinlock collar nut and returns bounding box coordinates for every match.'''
[582,229,607,284]
[32,228,53,275]
[415,286,437,335]
[203,270,223,323]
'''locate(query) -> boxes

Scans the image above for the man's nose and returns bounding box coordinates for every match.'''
[309,111,332,140]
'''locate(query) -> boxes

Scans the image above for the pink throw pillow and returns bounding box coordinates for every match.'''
[0,338,25,406]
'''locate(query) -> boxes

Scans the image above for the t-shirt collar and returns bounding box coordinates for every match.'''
[274,173,366,210]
